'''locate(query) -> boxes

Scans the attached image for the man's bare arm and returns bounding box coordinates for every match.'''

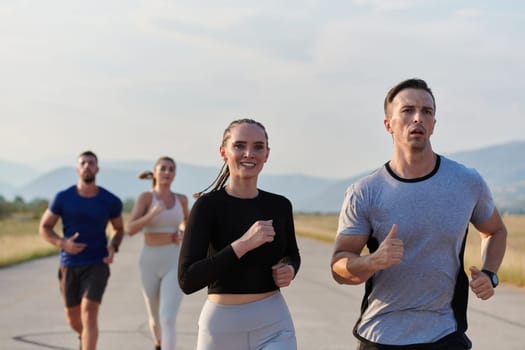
[331,224,404,285]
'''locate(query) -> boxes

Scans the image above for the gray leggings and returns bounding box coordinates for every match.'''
[139,244,183,350]
[197,292,297,350]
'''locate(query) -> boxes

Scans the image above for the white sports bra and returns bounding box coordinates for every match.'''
[143,192,184,234]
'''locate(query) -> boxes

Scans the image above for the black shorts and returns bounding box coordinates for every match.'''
[58,264,110,308]
[356,331,472,350]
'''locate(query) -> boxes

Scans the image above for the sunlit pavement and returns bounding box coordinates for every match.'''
[1,235,524,349]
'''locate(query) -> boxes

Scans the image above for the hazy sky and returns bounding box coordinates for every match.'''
[1,0,524,179]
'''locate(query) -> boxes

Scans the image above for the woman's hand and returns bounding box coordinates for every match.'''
[172,229,184,245]
[148,199,166,217]
[272,260,295,287]
[231,220,275,258]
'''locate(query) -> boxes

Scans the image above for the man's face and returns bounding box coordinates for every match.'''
[77,155,99,183]
[384,88,436,151]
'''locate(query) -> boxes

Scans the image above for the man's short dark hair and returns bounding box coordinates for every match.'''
[384,78,436,119]
[79,150,98,164]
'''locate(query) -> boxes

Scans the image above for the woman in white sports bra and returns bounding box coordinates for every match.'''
[128,156,189,350]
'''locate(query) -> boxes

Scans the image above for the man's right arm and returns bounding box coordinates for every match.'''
[38,209,64,249]
[39,209,86,254]
[331,224,403,285]
[331,233,376,285]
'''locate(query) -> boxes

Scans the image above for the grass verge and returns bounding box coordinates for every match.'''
[1,213,524,287]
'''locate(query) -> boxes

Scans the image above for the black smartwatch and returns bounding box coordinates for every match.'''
[482,269,499,288]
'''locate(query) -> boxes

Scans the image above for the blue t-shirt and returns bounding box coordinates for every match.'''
[49,185,123,266]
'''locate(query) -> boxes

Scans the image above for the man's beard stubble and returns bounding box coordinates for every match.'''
[83,174,95,184]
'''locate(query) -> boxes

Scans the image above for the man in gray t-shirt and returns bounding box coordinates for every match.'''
[331,79,507,350]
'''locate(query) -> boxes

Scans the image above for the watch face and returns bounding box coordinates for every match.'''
[492,274,499,286]
[483,270,499,287]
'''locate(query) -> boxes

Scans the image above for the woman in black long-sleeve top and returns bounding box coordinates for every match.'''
[179,118,300,350]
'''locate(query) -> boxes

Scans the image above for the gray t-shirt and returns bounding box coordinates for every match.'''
[337,155,495,345]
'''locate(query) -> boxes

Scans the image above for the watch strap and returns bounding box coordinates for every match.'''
[481,269,498,288]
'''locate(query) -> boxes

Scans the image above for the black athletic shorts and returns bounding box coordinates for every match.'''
[356,331,472,350]
[58,264,110,308]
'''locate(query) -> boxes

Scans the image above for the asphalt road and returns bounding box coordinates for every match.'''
[1,235,524,349]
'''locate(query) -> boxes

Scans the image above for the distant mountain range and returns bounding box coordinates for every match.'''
[1,141,524,213]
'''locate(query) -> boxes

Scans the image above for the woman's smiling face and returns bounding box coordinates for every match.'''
[154,158,176,186]
[220,122,270,180]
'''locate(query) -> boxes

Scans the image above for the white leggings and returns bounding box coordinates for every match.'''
[139,244,183,350]
[197,292,297,350]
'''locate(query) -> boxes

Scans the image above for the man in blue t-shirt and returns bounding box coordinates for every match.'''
[39,150,124,350]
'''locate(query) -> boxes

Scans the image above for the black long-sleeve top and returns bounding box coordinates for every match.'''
[178,188,301,295]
